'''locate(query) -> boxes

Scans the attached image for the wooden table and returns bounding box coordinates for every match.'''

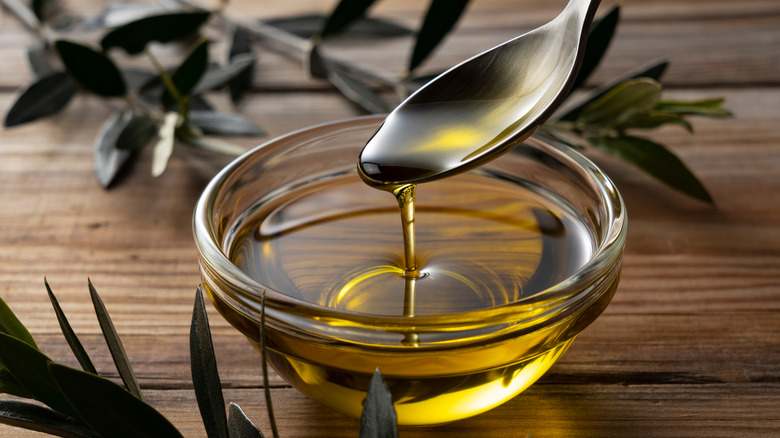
[1,0,778,436]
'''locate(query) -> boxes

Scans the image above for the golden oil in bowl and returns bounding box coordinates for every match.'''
[194,116,626,425]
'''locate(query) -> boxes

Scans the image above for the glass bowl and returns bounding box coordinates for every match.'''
[193,115,626,425]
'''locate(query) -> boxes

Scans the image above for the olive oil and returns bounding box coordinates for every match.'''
[228,169,594,424]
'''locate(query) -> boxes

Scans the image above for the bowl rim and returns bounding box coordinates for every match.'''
[193,115,627,329]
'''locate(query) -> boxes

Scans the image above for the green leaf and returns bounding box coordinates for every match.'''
[101,12,211,55]
[188,111,265,137]
[195,53,256,95]
[191,287,229,438]
[0,368,35,399]
[572,4,620,90]
[655,98,732,117]
[359,369,397,438]
[228,28,255,103]
[49,363,184,438]
[88,279,143,399]
[0,296,37,349]
[408,0,470,73]
[266,13,411,39]
[318,0,379,40]
[32,0,46,22]
[326,66,390,114]
[627,111,693,133]
[44,279,97,375]
[557,58,668,122]
[4,71,78,127]
[172,39,210,97]
[152,112,179,177]
[0,333,78,418]
[228,403,265,438]
[0,400,98,438]
[116,113,157,151]
[588,135,712,203]
[55,40,127,97]
[577,78,662,128]
[94,110,137,188]
[27,45,55,79]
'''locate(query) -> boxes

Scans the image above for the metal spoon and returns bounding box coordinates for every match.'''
[358,0,601,188]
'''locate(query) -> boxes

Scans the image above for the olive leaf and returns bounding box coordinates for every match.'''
[0,296,37,349]
[0,400,98,438]
[557,58,669,122]
[188,110,265,137]
[54,40,127,97]
[0,334,79,418]
[31,0,46,22]
[408,0,471,73]
[45,279,98,375]
[576,78,662,129]
[266,14,411,39]
[116,113,157,151]
[571,4,620,90]
[228,403,265,438]
[655,98,732,117]
[3,71,78,127]
[172,38,210,98]
[317,0,379,40]
[627,112,693,133]
[588,135,712,203]
[88,279,143,399]
[49,363,184,438]
[228,28,256,103]
[191,287,229,438]
[26,45,55,79]
[152,112,179,177]
[359,369,397,438]
[195,53,256,96]
[94,110,136,188]
[325,66,390,114]
[101,11,211,55]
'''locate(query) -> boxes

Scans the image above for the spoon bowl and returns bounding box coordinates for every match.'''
[358,0,601,187]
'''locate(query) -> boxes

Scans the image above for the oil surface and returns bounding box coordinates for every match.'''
[230,172,592,317]
[227,170,595,424]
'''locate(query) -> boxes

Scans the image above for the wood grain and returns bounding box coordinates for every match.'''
[1,0,779,436]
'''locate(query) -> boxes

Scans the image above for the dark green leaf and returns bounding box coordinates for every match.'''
[0,368,35,399]
[228,403,265,438]
[557,58,668,122]
[4,71,78,127]
[318,0,379,40]
[88,279,143,399]
[55,40,127,97]
[191,287,229,438]
[627,111,693,133]
[577,78,661,128]
[116,113,157,151]
[99,3,168,28]
[100,12,211,55]
[408,0,471,73]
[94,110,137,188]
[326,66,389,114]
[44,279,97,375]
[228,28,255,103]
[572,4,620,90]
[171,39,210,98]
[588,135,712,203]
[195,53,256,95]
[359,369,397,438]
[188,111,265,137]
[655,98,732,117]
[259,293,279,438]
[266,13,411,39]
[307,44,328,79]
[27,45,55,78]
[0,333,78,418]
[49,363,184,438]
[0,400,98,438]
[0,296,37,349]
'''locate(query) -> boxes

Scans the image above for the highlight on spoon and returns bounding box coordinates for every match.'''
[358,0,601,188]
